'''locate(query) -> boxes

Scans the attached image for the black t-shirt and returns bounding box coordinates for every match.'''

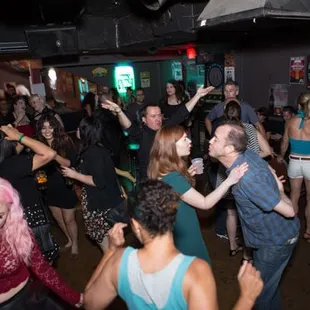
[0,154,41,207]
[79,145,123,211]
[127,104,190,180]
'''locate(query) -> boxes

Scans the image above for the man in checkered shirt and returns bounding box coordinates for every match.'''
[209,120,300,310]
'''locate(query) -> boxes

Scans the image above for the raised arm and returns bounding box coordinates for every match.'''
[102,100,132,129]
[182,163,248,210]
[185,86,214,113]
[1,125,56,171]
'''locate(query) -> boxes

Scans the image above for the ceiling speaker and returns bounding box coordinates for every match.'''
[25,26,79,58]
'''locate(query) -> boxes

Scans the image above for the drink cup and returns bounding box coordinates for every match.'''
[191,158,204,175]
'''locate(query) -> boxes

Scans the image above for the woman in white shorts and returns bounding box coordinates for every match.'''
[278,92,310,242]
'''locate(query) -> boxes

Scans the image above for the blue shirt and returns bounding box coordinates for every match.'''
[227,149,300,248]
[207,101,259,125]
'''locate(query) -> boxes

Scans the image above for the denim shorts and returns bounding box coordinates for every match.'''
[288,155,310,180]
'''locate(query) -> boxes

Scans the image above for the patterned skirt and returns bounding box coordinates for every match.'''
[24,204,59,263]
[81,188,112,244]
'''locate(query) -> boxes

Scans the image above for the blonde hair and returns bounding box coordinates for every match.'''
[297,92,310,118]
[30,94,45,104]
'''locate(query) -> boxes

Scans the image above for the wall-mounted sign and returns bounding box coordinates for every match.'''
[140,71,150,88]
[289,56,305,84]
[269,84,288,114]
[92,67,108,77]
[172,61,183,80]
[114,66,135,95]
[224,67,235,83]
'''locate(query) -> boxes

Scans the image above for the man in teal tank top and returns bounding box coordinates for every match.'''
[84,180,263,310]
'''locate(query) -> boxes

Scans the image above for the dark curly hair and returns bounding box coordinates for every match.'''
[128,180,180,237]
[36,113,74,157]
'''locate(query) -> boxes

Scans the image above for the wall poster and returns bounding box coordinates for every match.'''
[269,84,289,115]
[289,56,305,84]
[140,71,150,88]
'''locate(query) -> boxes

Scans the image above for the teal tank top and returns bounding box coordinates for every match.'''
[289,113,310,155]
[289,138,310,155]
[118,247,196,309]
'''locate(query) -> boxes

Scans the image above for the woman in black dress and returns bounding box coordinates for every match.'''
[0,124,59,262]
[160,80,188,120]
[36,114,79,258]
[61,117,125,252]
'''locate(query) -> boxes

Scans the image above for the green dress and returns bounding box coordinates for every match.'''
[162,171,211,264]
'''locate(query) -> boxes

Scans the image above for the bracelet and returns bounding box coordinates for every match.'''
[18,134,25,143]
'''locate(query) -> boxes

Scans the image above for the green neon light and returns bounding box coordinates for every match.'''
[128,143,140,150]
[114,66,135,95]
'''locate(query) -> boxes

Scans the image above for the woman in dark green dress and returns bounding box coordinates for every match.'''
[148,125,247,264]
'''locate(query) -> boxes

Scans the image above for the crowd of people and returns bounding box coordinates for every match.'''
[0,79,309,309]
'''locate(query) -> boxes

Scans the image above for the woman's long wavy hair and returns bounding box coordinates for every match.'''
[148,125,194,185]
[36,114,74,157]
[0,178,33,265]
[164,80,185,103]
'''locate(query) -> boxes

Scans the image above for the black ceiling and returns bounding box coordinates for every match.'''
[1,0,310,63]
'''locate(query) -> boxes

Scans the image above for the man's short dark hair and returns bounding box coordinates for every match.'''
[257,106,269,117]
[136,88,144,93]
[128,180,179,237]
[220,120,248,153]
[141,103,160,118]
[282,105,297,115]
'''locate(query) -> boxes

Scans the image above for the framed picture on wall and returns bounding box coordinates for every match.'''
[289,56,305,84]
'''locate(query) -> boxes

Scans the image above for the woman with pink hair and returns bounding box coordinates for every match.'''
[0,178,83,309]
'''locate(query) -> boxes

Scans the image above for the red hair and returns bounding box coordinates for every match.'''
[148,125,194,185]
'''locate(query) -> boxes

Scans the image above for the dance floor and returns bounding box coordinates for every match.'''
[52,200,309,310]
